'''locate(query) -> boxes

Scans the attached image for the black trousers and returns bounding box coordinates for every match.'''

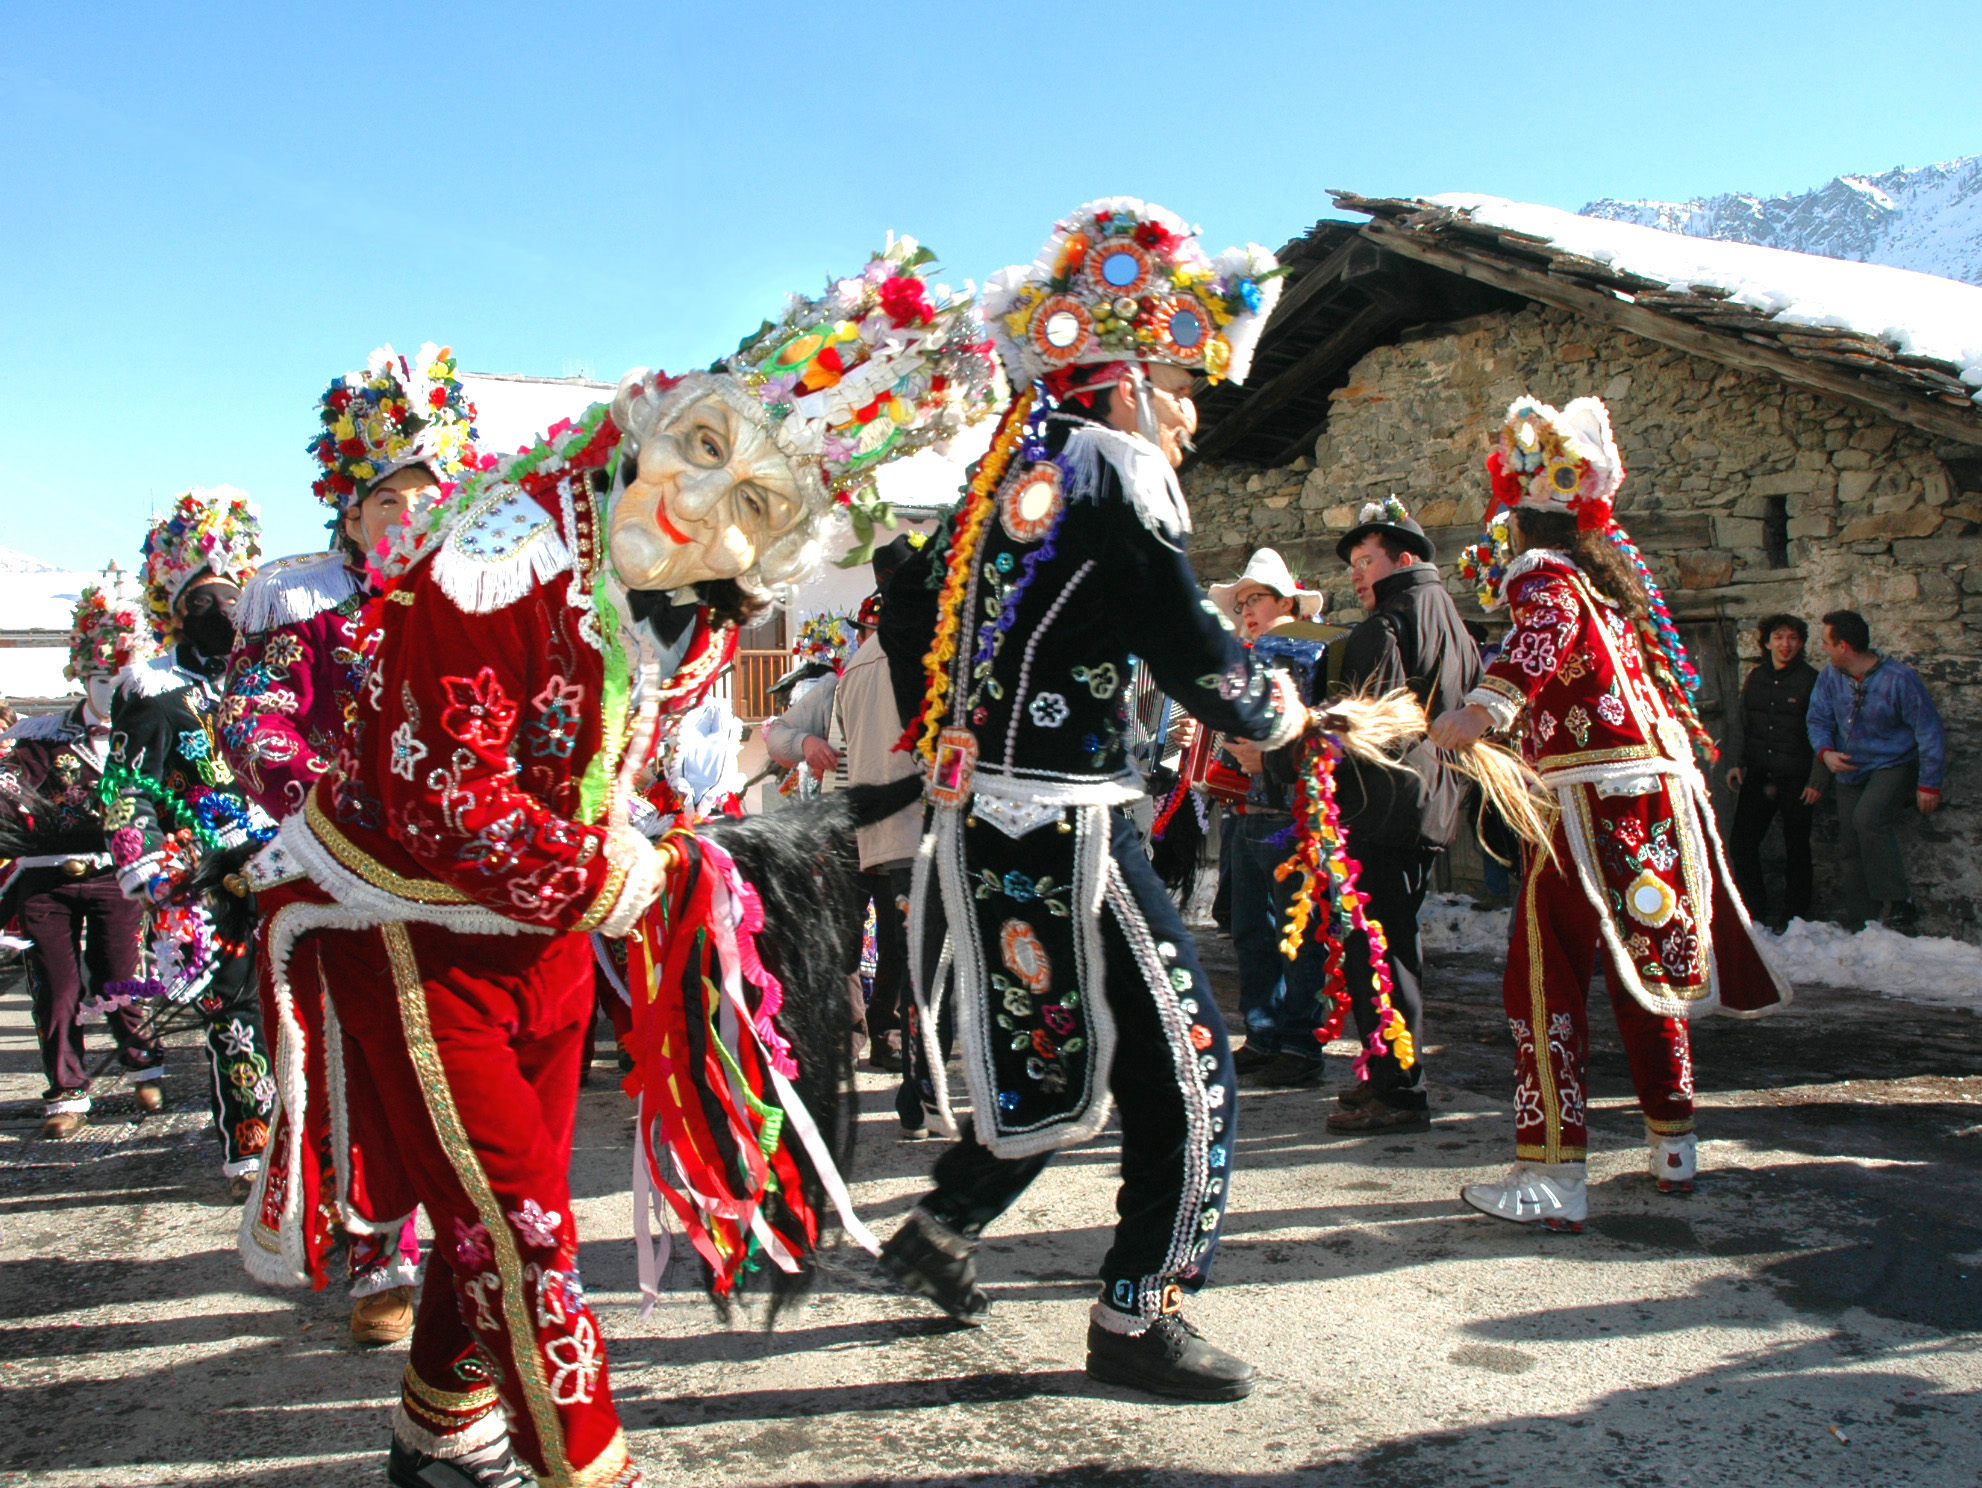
[19,869,158,1098]
[1728,773,1814,923]
[1340,842,1435,1110]
[919,812,1237,1315]
[867,866,910,1036]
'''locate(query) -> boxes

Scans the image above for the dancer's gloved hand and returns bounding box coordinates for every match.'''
[1427,703,1492,752]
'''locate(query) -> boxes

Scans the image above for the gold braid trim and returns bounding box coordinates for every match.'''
[402,1364,500,1414]
[306,787,472,904]
[381,923,573,1484]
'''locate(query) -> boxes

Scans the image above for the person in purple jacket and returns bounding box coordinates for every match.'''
[1804,609,1946,932]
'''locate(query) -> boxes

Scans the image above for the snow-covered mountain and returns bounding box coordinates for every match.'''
[1583,156,1982,285]
[0,546,56,573]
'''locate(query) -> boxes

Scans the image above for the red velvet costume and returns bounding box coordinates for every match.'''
[245,411,667,1488]
[223,552,420,1297]
[1468,550,1787,1163]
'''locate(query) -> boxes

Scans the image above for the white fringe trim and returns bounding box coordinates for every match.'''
[280,813,551,939]
[118,655,195,700]
[1060,424,1191,541]
[44,1095,91,1116]
[237,900,369,1290]
[235,552,361,636]
[392,1400,510,1459]
[430,487,573,615]
[4,713,69,742]
[349,1255,419,1298]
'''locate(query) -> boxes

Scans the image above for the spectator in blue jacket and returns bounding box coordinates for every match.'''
[1804,609,1945,932]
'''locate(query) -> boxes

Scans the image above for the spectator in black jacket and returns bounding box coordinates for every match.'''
[1325,498,1480,1135]
[1726,614,1821,926]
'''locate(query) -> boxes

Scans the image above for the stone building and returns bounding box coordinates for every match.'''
[1184,193,1982,938]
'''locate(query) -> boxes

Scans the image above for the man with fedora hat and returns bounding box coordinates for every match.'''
[1325,496,1480,1133]
[1210,549,1342,1086]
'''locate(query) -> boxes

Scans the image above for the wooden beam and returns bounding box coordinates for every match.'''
[1191,297,1411,463]
[1358,220,1982,446]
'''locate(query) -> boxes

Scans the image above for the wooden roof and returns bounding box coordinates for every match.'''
[1191,193,1982,467]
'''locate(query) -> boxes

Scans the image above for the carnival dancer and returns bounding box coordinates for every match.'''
[0,587,159,1138]
[236,240,1000,1488]
[223,344,477,1344]
[877,198,1305,1401]
[105,490,278,1198]
[1428,396,1789,1229]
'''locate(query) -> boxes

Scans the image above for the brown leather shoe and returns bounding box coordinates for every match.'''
[37,1110,86,1140]
[134,1081,164,1114]
[351,1285,417,1345]
[227,1173,256,1204]
[1335,1082,1378,1111]
[1326,1098,1431,1135]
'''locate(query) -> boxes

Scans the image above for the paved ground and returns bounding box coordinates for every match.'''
[1,939,1979,1488]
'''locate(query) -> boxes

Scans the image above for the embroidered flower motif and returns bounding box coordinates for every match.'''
[1027,691,1070,729]
[529,676,584,759]
[1070,662,1119,698]
[510,863,587,919]
[177,729,211,761]
[1513,1080,1544,1129]
[1533,711,1558,743]
[1000,871,1036,903]
[460,810,529,876]
[1595,688,1627,727]
[262,633,305,669]
[217,1018,258,1057]
[389,720,429,781]
[453,1219,493,1269]
[999,919,1052,994]
[508,1198,564,1250]
[233,1118,269,1152]
[439,668,519,749]
[1507,630,1559,679]
[1642,831,1678,873]
[1564,706,1592,746]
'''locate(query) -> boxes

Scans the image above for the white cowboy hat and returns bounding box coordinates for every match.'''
[1208,547,1323,620]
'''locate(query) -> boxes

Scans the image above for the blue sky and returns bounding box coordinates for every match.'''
[4,1,1979,570]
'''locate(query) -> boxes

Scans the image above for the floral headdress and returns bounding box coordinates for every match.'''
[983,197,1285,388]
[1457,509,1515,612]
[65,585,150,679]
[140,488,262,640]
[307,343,482,510]
[789,612,860,674]
[1484,396,1624,532]
[612,237,1006,569]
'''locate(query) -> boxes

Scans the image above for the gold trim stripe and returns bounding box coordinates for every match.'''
[402,1363,500,1414]
[307,786,473,904]
[381,923,573,1484]
[1522,846,1563,1165]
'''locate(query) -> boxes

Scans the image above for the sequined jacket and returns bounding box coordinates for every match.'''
[1466,551,1689,780]
[106,648,279,899]
[0,704,114,855]
[280,417,680,939]
[221,553,376,820]
[891,415,1304,799]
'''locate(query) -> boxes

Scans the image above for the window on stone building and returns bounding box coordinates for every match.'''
[1763,495,1789,569]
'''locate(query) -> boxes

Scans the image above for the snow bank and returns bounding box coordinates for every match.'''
[1428,194,1982,398]
[1754,918,1982,1010]
[1418,892,1510,956]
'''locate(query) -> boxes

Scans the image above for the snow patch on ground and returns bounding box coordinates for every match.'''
[1419,893,1510,956]
[1754,918,1982,1010]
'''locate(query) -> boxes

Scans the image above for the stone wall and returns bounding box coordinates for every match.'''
[1184,303,1982,939]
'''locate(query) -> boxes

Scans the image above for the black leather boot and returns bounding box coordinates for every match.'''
[387,1436,534,1488]
[879,1208,990,1326]
[1086,1310,1258,1401]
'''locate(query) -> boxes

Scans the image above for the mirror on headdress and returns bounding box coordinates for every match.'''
[1099,251,1142,288]
[1042,310,1084,349]
[1168,308,1204,349]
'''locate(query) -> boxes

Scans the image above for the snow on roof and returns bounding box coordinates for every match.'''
[1429,195,1982,399]
[460,373,614,458]
[0,647,78,704]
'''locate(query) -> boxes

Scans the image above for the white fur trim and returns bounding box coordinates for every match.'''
[222,1156,263,1180]
[118,655,195,700]
[44,1095,91,1116]
[1465,685,1521,734]
[1059,424,1191,541]
[3,713,71,742]
[430,486,573,615]
[235,552,362,636]
[1089,1301,1150,1336]
[392,1401,509,1459]
[280,812,551,938]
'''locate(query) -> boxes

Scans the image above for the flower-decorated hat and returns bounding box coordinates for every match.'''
[788,611,861,674]
[612,237,1005,568]
[65,584,150,679]
[983,197,1284,389]
[1336,493,1436,564]
[307,343,482,509]
[140,487,262,639]
[1485,396,1625,532]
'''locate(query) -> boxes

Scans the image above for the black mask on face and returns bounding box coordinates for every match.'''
[179,582,240,661]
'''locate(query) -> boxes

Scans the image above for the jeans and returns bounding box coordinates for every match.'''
[1228,811,1330,1060]
[1834,764,1919,926]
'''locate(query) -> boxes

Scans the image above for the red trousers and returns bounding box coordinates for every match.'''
[250,895,421,1291]
[1503,850,1694,1164]
[322,920,636,1488]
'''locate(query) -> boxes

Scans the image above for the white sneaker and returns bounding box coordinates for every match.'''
[1648,1130,1697,1193]
[1461,1162,1587,1231]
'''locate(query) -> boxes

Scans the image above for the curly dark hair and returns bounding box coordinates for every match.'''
[1509,508,1650,621]
[1756,612,1808,648]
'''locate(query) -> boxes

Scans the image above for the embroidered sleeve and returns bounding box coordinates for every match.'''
[368,570,629,933]
[1099,494,1297,745]
[221,618,328,818]
[102,693,176,889]
[1474,568,1583,725]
